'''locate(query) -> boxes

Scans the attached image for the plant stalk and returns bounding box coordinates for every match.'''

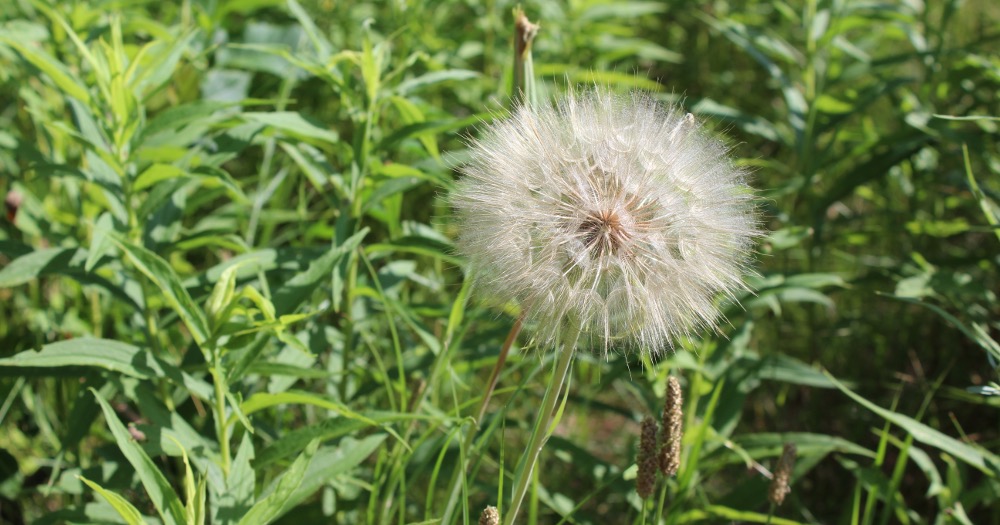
[440,312,524,525]
[503,325,579,525]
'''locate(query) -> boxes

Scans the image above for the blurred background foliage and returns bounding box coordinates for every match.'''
[0,0,998,523]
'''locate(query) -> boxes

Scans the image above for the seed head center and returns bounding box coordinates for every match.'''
[580,208,631,258]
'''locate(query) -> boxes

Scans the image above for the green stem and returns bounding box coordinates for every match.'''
[440,312,524,525]
[211,356,231,477]
[503,326,579,525]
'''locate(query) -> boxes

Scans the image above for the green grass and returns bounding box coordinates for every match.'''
[0,0,998,523]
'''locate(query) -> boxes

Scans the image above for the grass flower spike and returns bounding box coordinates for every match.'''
[453,87,759,354]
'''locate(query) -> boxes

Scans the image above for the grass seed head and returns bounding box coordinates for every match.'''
[478,505,499,525]
[452,87,760,355]
[659,375,684,476]
[636,416,660,499]
[768,442,797,507]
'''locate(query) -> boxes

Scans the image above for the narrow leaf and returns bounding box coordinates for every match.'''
[91,388,187,525]
[115,237,210,345]
[827,372,1000,476]
[78,476,146,525]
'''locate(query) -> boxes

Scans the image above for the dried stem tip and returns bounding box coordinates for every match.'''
[659,376,683,477]
[513,8,539,55]
[479,505,499,525]
[768,442,797,507]
[636,417,659,499]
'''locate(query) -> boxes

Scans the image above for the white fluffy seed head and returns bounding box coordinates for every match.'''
[452,87,760,356]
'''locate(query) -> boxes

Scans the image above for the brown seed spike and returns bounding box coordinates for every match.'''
[636,417,659,499]
[768,442,797,507]
[479,505,499,525]
[659,376,683,477]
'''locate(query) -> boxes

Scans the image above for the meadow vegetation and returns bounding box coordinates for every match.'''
[0,0,998,523]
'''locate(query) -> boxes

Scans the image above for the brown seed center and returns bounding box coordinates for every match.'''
[579,209,631,257]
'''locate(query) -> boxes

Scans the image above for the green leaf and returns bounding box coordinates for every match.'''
[240,390,351,417]
[85,213,116,272]
[365,236,460,266]
[376,114,482,152]
[254,417,368,467]
[0,247,85,287]
[243,111,339,144]
[91,388,187,525]
[0,338,213,400]
[394,69,480,95]
[212,432,255,525]
[238,439,318,525]
[139,100,235,145]
[271,228,368,316]
[963,143,1000,244]
[734,432,873,459]
[133,164,188,191]
[578,1,665,20]
[78,476,146,525]
[279,434,388,516]
[0,246,137,308]
[827,372,1000,476]
[115,237,211,346]
[130,31,197,97]
[0,38,91,104]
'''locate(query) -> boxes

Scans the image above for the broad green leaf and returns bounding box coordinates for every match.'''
[237,391,385,435]
[279,141,346,198]
[827,372,1000,476]
[130,31,197,97]
[246,361,333,378]
[212,433,255,525]
[243,111,339,144]
[239,391,406,446]
[753,354,842,389]
[92,389,187,525]
[237,439,318,525]
[376,114,484,152]
[115,237,211,346]
[578,1,665,21]
[134,164,187,191]
[394,69,480,96]
[253,418,367,467]
[814,134,930,234]
[78,476,146,525]
[0,246,137,307]
[365,236,461,266]
[280,434,388,516]
[130,383,219,467]
[692,98,784,143]
[387,96,440,159]
[362,176,424,213]
[286,0,333,58]
[0,338,213,400]
[85,213,116,272]
[139,100,235,145]
[0,38,91,104]
[0,247,84,287]
[272,228,368,315]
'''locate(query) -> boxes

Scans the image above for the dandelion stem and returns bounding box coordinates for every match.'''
[504,325,580,525]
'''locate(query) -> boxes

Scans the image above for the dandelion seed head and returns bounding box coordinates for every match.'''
[453,87,760,355]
